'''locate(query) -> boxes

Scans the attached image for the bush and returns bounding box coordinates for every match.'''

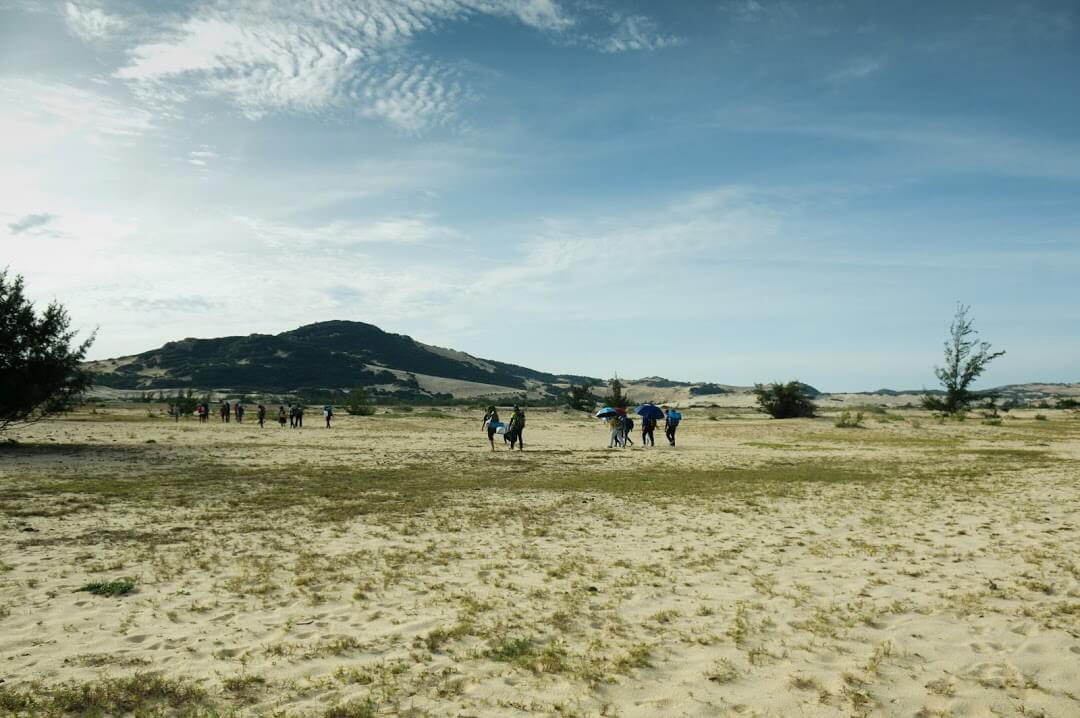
[1055,398,1079,409]
[565,382,596,412]
[753,381,817,419]
[601,377,630,409]
[344,387,375,416]
[1034,414,1048,421]
[834,410,863,428]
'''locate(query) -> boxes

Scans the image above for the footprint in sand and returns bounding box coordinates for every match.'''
[211,612,235,623]
[126,634,149,644]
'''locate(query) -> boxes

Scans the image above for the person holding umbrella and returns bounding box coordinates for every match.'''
[636,404,664,447]
[596,406,622,448]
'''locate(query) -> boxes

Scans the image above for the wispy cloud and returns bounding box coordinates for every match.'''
[598,13,682,53]
[0,79,153,157]
[63,1,125,41]
[110,0,670,130]
[824,57,884,83]
[7,212,57,234]
[232,215,459,247]
[112,1,565,129]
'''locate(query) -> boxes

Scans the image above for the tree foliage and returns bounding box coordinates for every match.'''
[345,386,376,416]
[923,304,1005,415]
[601,376,630,409]
[753,381,817,419]
[0,269,95,432]
[565,381,596,412]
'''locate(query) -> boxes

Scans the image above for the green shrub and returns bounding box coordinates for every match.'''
[76,580,135,597]
[344,387,376,416]
[753,381,817,419]
[1034,414,1048,421]
[834,410,863,428]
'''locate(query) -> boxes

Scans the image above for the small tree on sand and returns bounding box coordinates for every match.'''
[923,304,1005,416]
[602,376,630,409]
[753,381,817,419]
[345,386,376,416]
[565,381,596,412]
[0,269,95,432]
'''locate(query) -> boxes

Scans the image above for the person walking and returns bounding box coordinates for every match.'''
[278,405,288,427]
[257,403,266,428]
[664,408,681,447]
[607,416,622,448]
[641,415,656,447]
[508,404,526,451]
[482,405,501,451]
[220,401,230,423]
[295,404,304,428]
[323,405,333,429]
[236,403,245,423]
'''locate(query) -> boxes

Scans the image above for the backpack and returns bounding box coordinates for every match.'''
[625,417,634,432]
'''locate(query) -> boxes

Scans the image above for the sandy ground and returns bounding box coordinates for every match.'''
[1,406,1078,717]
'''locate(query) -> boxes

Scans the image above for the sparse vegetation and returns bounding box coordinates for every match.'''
[923,304,1005,415]
[75,579,135,596]
[753,381,817,418]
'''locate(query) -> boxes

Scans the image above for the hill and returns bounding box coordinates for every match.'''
[86,320,594,400]
[84,320,1079,405]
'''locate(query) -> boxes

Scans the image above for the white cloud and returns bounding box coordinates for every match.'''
[599,14,682,53]
[232,215,459,247]
[0,79,153,158]
[824,58,884,83]
[110,0,666,130]
[63,1,126,41]
[112,1,562,129]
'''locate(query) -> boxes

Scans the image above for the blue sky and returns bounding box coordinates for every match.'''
[2,0,1078,391]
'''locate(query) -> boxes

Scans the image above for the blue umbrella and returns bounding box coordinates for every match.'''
[635,404,664,420]
[595,406,618,418]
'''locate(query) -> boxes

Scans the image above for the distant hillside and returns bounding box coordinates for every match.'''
[84,320,1078,404]
[86,320,594,399]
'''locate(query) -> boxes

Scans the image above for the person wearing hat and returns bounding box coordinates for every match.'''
[508,404,526,451]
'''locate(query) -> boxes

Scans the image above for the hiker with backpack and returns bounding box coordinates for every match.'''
[664,408,681,447]
[220,401,230,423]
[482,405,503,451]
[507,405,526,451]
[323,405,333,428]
[278,406,288,427]
[620,413,634,447]
[641,415,656,447]
[257,404,266,428]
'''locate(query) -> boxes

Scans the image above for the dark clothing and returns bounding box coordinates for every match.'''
[508,409,526,450]
[665,419,678,447]
[642,417,655,446]
[257,405,266,428]
[278,408,287,427]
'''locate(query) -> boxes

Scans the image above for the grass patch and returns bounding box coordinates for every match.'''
[75,579,135,597]
[1,674,207,715]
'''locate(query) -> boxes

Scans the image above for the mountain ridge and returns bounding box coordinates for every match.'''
[84,320,1080,403]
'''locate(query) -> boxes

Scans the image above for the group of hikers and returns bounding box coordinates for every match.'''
[480,404,681,451]
[482,405,527,451]
[192,401,334,428]
[186,399,679,449]
[604,408,680,448]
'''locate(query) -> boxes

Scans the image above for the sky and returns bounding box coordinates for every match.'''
[1,0,1078,392]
